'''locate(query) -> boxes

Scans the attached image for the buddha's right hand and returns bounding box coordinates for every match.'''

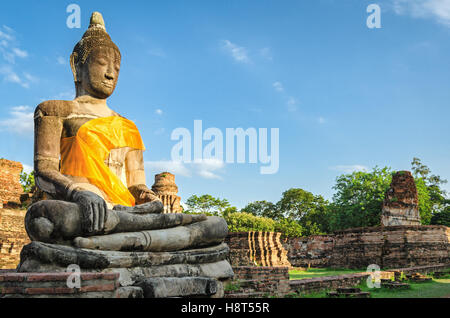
[72,190,108,234]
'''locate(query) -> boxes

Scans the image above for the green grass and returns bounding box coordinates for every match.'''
[289,267,365,280]
[287,272,450,298]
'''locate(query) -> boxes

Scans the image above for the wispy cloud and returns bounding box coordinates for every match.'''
[318,117,326,124]
[145,159,225,180]
[148,48,166,58]
[330,165,369,174]
[0,26,28,64]
[221,40,250,64]
[287,97,298,112]
[0,26,36,88]
[155,109,163,115]
[22,163,33,174]
[273,81,284,92]
[57,56,66,65]
[391,0,450,26]
[0,105,34,135]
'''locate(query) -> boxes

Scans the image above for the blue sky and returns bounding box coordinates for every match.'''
[0,0,449,208]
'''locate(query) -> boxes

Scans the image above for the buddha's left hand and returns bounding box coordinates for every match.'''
[129,184,161,205]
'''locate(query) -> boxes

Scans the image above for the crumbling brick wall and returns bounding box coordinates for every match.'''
[0,159,23,207]
[225,232,291,267]
[0,209,30,269]
[284,225,450,269]
[224,266,291,298]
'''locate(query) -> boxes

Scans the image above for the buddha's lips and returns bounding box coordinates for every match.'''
[102,82,114,88]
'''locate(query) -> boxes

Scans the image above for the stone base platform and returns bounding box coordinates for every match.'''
[15,241,234,297]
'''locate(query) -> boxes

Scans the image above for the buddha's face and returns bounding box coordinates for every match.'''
[78,46,121,99]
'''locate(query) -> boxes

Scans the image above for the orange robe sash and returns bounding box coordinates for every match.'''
[60,116,145,207]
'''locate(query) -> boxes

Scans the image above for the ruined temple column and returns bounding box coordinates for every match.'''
[151,172,182,213]
[381,171,421,226]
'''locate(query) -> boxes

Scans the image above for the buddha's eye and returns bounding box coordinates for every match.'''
[96,58,108,66]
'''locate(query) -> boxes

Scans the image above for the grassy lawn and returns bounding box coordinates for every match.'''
[288,272,450,298]
[289,267,365,280]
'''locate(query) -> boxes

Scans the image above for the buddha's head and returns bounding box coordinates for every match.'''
[70,12,121,99]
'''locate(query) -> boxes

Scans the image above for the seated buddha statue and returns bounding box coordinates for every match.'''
[25,12,228,252]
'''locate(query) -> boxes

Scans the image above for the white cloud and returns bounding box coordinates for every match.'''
[0,66,38,88]
[221,40,250,64]
[57,56,66,65]
[22,163,33,174]
[145,159,225,180]
[331,165,369,174]
[155,109,163,115]
[273,81,284,92]
[318,117,326,124]
[391,0,450,26]
[287,97,298,112]
[0,105,34,135]
[12,48,27,58]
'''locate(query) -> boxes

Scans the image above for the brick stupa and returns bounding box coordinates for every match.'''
[151,172,182,213]
[381,171,421,226]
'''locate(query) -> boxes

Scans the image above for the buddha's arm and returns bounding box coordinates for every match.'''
[125,149,161,204]
[34,102,77,199]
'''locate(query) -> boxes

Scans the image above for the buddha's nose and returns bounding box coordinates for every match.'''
[105,72,115,80]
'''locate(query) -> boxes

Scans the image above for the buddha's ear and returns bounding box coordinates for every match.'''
[70,52,80,83]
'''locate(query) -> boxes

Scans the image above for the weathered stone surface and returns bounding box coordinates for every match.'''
[0,209,30,269]
[285,225,450,269]
[381,171,421,226]
[114,286,144,298]
[18,241,230,269]
[225,232,291,267]
[0,159,23,207]
[151,172,182,213]
[73,216,228,252]
[135,277,218,298]
[0,271,120,298]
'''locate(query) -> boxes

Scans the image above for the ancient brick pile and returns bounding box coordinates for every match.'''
[286,225,450,269]
[0,159,23,208]
[381,171,421,226]
[0,271,126,298]
[151,172,182,213]
[225,232,291,267]
[224,266,290,298]
[0,209,30,269]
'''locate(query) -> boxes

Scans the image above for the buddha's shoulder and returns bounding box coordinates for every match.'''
[35,100,75,118]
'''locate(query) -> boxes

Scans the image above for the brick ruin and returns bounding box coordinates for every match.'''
[151,172,182,213]
[381,171,421,226]
[225,232,291,267]
[0,159,24,208]
[285,225,450,269]
[0,159,30,269]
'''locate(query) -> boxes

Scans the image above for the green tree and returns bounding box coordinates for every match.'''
[241,200,279,219]
[430,204,450,226]
[329,167,392,231]
[411,157,448,215]
[276,188,329,235]
[20,170,35,193]
[184,194,230,216]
